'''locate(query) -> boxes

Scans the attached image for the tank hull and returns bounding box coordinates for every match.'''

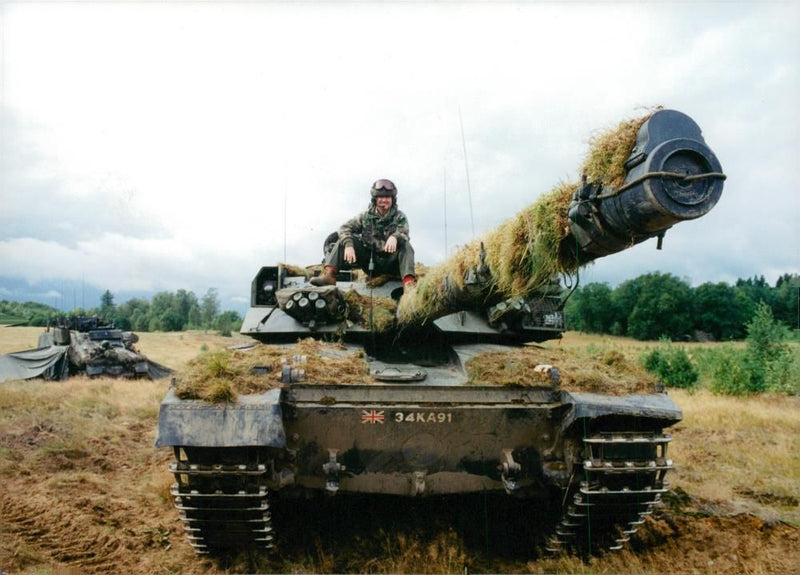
[157,383,679,494]
[157,380,680,553]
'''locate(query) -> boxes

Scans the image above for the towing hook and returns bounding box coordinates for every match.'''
[322,450,345,494]
[500,449,521,494]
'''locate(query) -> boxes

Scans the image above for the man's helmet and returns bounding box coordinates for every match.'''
[370,179,397,200]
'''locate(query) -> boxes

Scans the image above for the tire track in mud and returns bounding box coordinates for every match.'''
[1,491,129,573]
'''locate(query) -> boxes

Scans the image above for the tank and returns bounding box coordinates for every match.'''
[155,109,725,556]
[0,315,171,382]
[50,315,172,378]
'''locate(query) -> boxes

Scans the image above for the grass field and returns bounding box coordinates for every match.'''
[0,326,798,574]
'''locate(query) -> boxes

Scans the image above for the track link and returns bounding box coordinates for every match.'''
[169,449,274,554]
[547,431,674,554]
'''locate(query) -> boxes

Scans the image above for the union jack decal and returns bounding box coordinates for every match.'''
[361,409,385,424]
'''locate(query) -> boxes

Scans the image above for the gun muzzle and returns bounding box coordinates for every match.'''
[567,109,725,262]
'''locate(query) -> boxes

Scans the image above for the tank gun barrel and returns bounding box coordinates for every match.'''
[395,109,725,329]
[566,109,725,263]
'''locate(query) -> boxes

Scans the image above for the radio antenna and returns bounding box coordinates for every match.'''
[443,166,448,258]
[283,180,287,262]
[459,106,476,238]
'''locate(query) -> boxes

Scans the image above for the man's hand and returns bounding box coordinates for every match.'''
[383,236,397,254]
[344,245,357,264]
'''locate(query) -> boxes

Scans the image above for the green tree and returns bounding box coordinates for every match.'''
[116,298,151,331]
[773,273,800,331]
[611,277,644,336]
[201,288,220,329]
[1,300,58,325]
[709,302,797,396]
[745,301,792,392]
[565,282,617,334]
[150,292,182,331]
[708,345,752,396]
[693,282,748,340]
[131,310,149,332]
[617,273,693,340]
[29,310,58,327]
[215,310,243,337]
[189,306,202,328]
[175,289,200,329]
[735,275,774,317]
[100,289,116,321]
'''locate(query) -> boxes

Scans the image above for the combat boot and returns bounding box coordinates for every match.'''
[310,266,337,287]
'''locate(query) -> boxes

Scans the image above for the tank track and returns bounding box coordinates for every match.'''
[547,431,674,554]
[169,448,274,554]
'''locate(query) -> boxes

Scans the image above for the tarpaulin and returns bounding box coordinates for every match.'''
[147,361,173,380]
[0,345,70,383]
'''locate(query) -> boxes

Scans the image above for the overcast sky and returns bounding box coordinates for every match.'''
[1,1,798,312]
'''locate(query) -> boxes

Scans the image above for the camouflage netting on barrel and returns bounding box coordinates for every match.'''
[396,110,657,327]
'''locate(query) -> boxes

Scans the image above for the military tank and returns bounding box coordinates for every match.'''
[48,315,172,378]
[0,315,171,382]
[155,109,725,556]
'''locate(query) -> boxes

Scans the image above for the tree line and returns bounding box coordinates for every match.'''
[0,288,242,335]
[2,272,798,342]
[564,272,799,341]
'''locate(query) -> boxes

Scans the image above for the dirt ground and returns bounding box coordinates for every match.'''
[0,327,798,574]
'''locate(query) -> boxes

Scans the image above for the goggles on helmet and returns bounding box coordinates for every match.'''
[372,179,396,192]
[371,179,397,199]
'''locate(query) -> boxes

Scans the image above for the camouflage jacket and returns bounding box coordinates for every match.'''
[338,204,410,251]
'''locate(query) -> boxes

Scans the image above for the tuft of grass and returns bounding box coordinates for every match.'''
[204,351,233,378]
[465,343,658,394]
[342,288,398,332]
[581,108,659,188]
[202,378,237,403]
[363,529,468,574]
[484,181,578,296]
[38,438,90,460]
[174,339,374,403]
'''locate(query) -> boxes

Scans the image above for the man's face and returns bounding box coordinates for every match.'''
[375,196,392,214]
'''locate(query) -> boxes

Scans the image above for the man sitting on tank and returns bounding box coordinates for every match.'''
[310,178,416,293]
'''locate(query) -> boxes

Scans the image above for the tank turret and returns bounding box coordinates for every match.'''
[156,109,724,556]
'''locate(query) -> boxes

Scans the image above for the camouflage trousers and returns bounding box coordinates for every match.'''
[323,235,415,279]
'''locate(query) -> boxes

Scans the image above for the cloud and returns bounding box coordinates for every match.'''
[35,290,63,300]
[0,234,260,299]
[0,108,167,246]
